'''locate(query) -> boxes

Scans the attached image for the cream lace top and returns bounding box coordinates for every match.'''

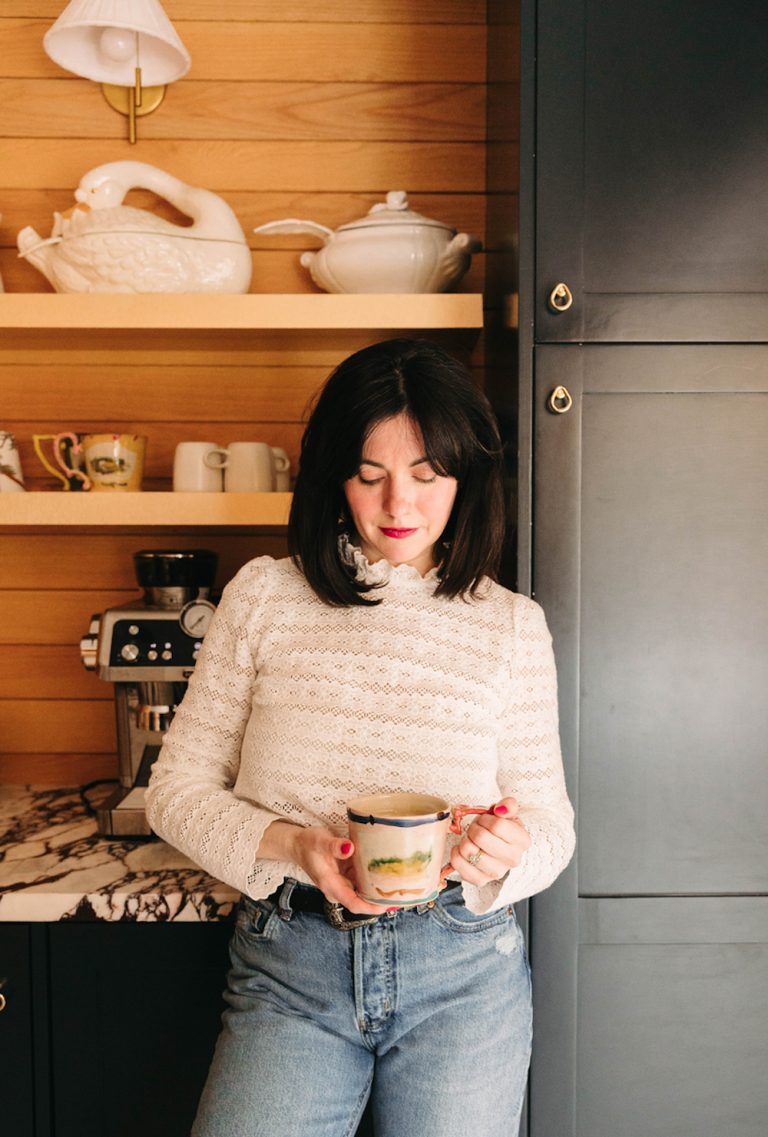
[145,544,575,914]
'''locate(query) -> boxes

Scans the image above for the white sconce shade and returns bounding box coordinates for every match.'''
[43,0,191,86]
[43,0,191,143]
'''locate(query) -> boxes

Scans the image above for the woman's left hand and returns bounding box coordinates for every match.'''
[449,796,531,885]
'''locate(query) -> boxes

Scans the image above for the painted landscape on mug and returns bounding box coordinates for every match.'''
[366,849,433,898]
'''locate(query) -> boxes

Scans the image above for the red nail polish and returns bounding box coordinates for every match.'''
[495,804,509,815]
[386,907,399,912]
[340,841,353,855]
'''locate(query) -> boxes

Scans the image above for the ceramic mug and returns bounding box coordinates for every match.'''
[0,431,26,492]
[346,792,491,908]
[82,433,147,492]
[210,442,275,492]
[32,431,89,490]
[173,442,225,492]
[271,446,291,491]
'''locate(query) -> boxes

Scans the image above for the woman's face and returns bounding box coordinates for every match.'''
[343,414,458,576]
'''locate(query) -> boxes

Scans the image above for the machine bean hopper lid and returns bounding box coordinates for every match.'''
[133,548,218,608]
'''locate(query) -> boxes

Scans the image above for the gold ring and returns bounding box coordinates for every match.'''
[467,849,485,867]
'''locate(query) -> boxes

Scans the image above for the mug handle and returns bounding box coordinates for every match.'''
[32,433,83,490]
[271,449,290,472]
[204,447,229,469]
[54,432,91,490]
[33,434,68,488]
[440,804,493,882]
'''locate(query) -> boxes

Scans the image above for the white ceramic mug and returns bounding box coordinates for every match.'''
[173,442,225,492]
[271,446,291,491]
[211,442,275,492]
[346,792,491,908]
[0,431,25,492]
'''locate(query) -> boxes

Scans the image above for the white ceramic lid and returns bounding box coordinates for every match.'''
[338,191,453,233]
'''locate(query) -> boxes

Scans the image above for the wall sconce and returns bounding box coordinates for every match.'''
[43,0,191,144]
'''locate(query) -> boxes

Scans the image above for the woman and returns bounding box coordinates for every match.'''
[146,338,575,1137]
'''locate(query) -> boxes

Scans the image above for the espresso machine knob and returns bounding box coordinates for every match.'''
[120,643,140,662]
[79,615,101,671]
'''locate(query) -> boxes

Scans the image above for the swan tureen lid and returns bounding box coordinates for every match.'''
[337,191,454,233]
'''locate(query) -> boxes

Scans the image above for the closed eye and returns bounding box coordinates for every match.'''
[357,472,437,486]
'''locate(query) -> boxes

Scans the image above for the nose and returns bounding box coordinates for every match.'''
[382,475,413,518]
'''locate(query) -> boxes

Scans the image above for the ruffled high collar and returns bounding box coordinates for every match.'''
[338,533,440,587]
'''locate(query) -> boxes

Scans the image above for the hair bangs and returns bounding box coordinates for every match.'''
[289,338,507,606]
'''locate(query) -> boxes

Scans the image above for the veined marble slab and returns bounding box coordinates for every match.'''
[0,786,238,922]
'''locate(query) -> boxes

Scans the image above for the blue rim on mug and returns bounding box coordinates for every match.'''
[347,808,450,828]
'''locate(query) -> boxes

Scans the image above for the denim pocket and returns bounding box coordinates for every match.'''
[234,894,278,941]
[429,892,517,935]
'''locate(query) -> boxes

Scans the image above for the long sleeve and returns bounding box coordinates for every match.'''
[462,594,575,914]
[146,551,574,910]
[144,558,281,896]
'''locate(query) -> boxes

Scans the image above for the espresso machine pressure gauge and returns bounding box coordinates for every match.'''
[179,598,217,638]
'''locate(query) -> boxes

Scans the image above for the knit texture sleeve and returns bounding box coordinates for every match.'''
[144,558,281,896]
[462,594,575,914]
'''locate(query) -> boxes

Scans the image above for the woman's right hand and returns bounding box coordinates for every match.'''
[262,821,385,916]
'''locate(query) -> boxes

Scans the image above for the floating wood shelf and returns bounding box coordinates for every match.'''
[0,492,292,530]
[0,293,484,331]
[0,293,483,532]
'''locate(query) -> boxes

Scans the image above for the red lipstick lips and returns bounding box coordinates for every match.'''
[380,527,417,539]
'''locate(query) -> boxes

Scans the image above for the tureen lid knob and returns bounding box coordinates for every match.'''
[385,190,408,210]
[369,190,410,216]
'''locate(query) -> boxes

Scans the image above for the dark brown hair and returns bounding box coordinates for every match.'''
[288,338,506,606]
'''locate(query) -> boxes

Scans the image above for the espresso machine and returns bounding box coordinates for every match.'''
[80,549,218,836]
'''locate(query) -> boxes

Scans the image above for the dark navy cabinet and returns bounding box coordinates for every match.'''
[529,345,768,1136]
[0,925,37,1137]
[0,922,231,1137]
[535,0,768,343]
[522,4,768,1135]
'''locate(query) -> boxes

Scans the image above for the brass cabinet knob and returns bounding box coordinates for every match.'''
[547,282,574,312]
[547,385,574,414]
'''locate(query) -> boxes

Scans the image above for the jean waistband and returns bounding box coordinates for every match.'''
[266,878,462,931]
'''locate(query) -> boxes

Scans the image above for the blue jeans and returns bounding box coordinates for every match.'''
[192,879,532,1137]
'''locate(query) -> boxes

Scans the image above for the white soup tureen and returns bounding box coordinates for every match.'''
[253,191,481,294]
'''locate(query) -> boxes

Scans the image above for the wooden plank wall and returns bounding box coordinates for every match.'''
[0,2,519,787]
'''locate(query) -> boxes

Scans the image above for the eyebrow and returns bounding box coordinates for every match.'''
[359,456,431,469]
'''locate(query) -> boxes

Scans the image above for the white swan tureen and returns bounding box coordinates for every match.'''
[17,161,252,294]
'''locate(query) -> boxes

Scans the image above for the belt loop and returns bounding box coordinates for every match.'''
[277,877,297,921]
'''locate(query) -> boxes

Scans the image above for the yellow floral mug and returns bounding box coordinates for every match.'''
[82,433,147,491]
[346,792,490,908]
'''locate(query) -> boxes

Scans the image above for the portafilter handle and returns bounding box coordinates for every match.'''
[137,681,181,732]
[137,704,174,732]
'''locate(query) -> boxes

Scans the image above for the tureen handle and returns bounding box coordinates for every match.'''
[253,218,333,240]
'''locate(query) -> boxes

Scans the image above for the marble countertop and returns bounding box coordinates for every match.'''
[0,785,238,922]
